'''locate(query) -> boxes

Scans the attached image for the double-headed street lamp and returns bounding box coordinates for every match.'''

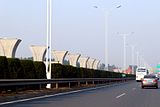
[93,5,121,70]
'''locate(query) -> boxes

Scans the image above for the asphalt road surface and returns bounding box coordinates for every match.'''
[2,81,160,107]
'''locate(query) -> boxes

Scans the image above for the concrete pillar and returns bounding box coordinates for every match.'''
[52,50,68,64]
[93,60,100,70]
[78,56,89,68]
[67,53,81,67]
[87,58,96,69]
[30,45,47,61]
[0,38,21,58]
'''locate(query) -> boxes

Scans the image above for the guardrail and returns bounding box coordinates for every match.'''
[0,78,134,89]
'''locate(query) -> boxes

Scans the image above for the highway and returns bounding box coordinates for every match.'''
[2,81,160,107]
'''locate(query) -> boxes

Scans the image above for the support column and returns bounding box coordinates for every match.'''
[93,60,100,70]
[0,38,21,58]
[87,58,96,69]
[30,45,47,61]
[67,53,81,67]
[78,56,89,68]
[52,50,68,64]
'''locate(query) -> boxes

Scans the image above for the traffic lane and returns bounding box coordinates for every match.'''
[113,82,160,107]
[2,81,137,107]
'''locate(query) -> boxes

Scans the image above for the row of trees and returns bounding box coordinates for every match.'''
[0,56,134,79]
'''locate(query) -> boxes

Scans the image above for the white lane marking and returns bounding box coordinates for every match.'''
[0,83,125,106]
[116,93,126,99]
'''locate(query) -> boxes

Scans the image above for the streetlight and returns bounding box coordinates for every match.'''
[125,44,135,74]
[46,0,52,89]
[93,5,121,70]
[118,32,133,71]
[136,51,139,67]
[128,44,135,74]
[131,45,136,74]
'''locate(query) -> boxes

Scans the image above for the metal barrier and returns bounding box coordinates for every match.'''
[0,78,134,88]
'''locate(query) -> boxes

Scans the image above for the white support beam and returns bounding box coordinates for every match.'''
[30,45,47,61]
[93,60,100,70]
[87,58,96,69]
[78,56,89,68]
[52,50,68,64]
[0,38,21,58]
[67,53,81,67]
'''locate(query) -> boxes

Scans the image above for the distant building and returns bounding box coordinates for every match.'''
[129,65,137,74]
[108,64,117,71]
[99,63,105,70]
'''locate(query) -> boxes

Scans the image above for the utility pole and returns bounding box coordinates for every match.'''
[93,5,121,70]
[118,33,130,71]
[136,51,139,67]
[46,0,52,89]
[131,45,135,74]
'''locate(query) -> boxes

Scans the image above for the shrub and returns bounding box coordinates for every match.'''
[46,63,135,79]
[33,61,46,79]
[80,68,91,78]
[63,65,78,78]
[51,63,63,78]
[21,60,37,79]
[0,56,9,79]
[7,58,24,79]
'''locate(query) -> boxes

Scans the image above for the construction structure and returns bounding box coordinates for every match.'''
[93,60,100,70]
[30,45,47,61]
[0,38,21,58]
[78,56,89,68]
[67,53,81,67]
[52,50,68,64]
[87,58,96,69]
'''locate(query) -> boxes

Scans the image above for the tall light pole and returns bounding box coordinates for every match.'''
[46,0,52,89]
[46,0,49,76]
[123,34,127,71]
[136,51,139,67]
[118,33,130,71]
[131,45,135,74]
[93,5,121,70]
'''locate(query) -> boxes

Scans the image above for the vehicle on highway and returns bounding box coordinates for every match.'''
[136,67,149,82]
[141,74,159,89]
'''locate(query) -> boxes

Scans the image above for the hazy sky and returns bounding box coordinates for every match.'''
[0,0,160,68]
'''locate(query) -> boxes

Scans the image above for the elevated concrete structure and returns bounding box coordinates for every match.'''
[0,38,21,58]
[52,50,68,64]
[78,56,89,68]
[93,60,100,70]
[30,45,47,61]
[87,58,96,69]
[67,53,81,67]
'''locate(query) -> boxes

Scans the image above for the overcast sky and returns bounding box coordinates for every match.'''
[0,0,160,68]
